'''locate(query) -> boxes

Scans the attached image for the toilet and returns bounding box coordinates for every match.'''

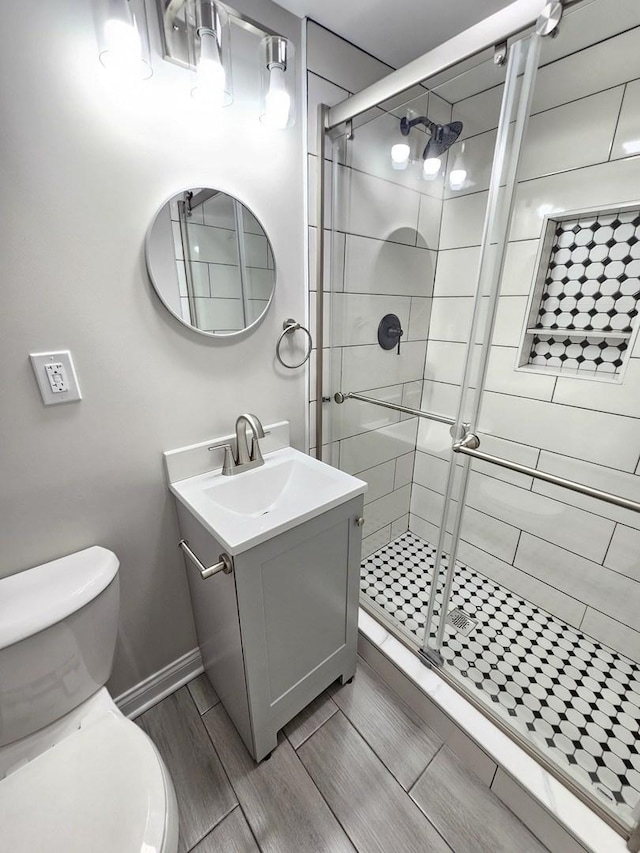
[0,546,179,853]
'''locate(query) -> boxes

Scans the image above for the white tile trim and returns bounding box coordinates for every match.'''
[114,647,203,720]
[357,608,628,853]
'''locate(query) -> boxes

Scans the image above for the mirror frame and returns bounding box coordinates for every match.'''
[145,187,277,338]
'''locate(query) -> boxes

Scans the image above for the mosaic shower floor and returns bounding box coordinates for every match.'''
[361,531,640,824]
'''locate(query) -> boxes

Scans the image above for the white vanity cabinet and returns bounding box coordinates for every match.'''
[175,493,364,761]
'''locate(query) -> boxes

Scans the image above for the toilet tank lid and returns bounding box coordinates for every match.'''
[0,547,119,651]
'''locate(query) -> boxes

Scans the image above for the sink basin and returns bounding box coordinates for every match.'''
[170,446,367,554]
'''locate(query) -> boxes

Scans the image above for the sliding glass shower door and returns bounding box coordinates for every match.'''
[324,0,640,836]
[419,3,640,834]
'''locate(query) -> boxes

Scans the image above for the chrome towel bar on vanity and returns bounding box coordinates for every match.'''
[178,540,233,580]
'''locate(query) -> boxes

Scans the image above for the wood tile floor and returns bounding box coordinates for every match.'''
[138,659,549,853]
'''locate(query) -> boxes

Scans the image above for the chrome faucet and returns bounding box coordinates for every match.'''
[221,414,266,476]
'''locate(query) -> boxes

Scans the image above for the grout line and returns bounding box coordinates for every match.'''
[608,82,627,163]
[602,523,618,567]
[292,708,379,852]
[306,18,395,74]
[326,707,456,853]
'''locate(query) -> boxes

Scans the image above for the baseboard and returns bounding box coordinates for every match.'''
[114,647,203,719]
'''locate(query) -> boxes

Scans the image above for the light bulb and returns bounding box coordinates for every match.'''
[391,142,410,170]
[193,29,226,107]
[262,66,291,129]
[101,16,147,79]
[448,143,467,191]
[423,157,441,179]
[449,167,467,190]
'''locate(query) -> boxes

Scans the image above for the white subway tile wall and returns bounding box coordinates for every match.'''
[306,21,444,547]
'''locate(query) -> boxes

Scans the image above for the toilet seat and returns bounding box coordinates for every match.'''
[0,709,176,853]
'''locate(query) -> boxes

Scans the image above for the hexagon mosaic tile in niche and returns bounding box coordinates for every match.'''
[527,208,640,375]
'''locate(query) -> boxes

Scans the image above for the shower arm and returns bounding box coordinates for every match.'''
[400,115,438,136]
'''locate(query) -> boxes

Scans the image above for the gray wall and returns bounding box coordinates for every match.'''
[0,0,305,695]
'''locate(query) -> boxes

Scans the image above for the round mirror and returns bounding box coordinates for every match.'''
[146,188,275,336]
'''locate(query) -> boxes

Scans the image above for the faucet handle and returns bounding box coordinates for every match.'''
[208,442,237,476]
[250,435,265,465]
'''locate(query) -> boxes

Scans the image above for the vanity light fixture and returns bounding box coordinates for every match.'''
[96,0,152,80]
[155,0,295,127]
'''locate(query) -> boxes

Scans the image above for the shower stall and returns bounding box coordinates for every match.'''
[313,0,640,845]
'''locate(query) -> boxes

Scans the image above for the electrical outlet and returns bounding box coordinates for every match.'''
[30,351,82,405]
[44,362,69,393]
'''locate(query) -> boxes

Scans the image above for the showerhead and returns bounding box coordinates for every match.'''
[399,115,464,160]
[423,121,463,160]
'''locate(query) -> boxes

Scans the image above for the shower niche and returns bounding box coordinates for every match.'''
[517,204,640,381]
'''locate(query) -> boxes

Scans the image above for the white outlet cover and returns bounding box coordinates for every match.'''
[30,351,82,405]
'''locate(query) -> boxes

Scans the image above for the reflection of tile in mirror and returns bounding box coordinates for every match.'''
[246,268,274,300]
[187,223,239,265]
[208,264,241,298]
[245,234,268,267]
[243,210,264,236]
[188,262,211,297]
[171,222,183,260]
[196,297,244,333]
[202,194,236,229]
[247,299,269,324]
[175,262,188,297]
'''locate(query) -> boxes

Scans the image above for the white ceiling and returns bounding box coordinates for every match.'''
[273,0,515,68]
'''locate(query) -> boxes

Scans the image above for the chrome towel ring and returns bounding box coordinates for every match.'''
[276,318,312,369]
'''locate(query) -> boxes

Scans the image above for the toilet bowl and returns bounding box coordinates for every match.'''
[0,547,179,853]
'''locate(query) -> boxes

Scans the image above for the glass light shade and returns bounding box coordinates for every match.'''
[97,0,151,80]
[187,1,233,107]
[423,156,441,179]
[391,142,410,170]
[193,29,226,106]
[262,66,291,129]
[260,37,295,129]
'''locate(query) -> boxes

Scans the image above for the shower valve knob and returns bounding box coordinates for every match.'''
[378,314,404,356]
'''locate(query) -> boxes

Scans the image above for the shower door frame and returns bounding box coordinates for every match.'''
[313,0,640,845]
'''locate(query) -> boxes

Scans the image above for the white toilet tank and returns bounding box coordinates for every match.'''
[0,547,120,747]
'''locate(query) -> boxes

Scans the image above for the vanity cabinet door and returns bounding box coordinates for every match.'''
[234,496,363,760]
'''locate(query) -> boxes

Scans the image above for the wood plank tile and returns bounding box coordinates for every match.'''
[411,748,548,853]
[329,658,442,789]
[284,691,339,749]
[298,711,452,853]
[191,807,260,853]
[203,703,355,853]
[138,687,236,853]
[188,673,220,715]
